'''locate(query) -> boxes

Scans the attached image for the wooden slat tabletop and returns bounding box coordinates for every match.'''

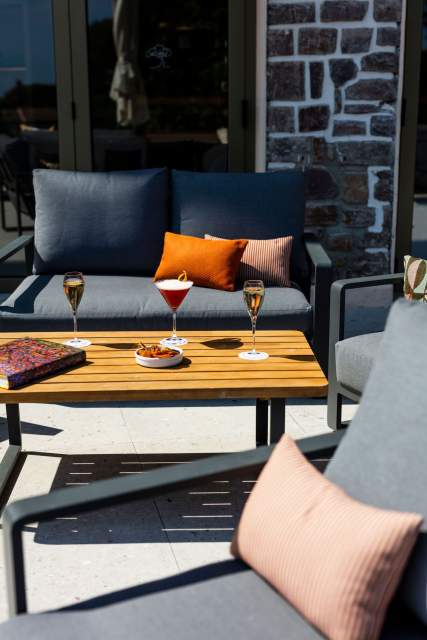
[0,331,328,403]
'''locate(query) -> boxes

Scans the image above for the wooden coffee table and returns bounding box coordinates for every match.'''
[0,330,327,496]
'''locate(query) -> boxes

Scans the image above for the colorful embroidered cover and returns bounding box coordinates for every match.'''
[0,338,86,389]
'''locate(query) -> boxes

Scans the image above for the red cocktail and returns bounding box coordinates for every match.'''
[155,278,193,346]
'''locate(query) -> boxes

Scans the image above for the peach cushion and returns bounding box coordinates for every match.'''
[231,436,423,640]
[205,234,293,287]
[154,232,248,291]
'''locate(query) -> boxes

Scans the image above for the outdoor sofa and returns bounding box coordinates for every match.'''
[327,273,403,429]
[1,299,427,638]
[0,168,331,370]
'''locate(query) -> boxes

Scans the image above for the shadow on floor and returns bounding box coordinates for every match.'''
[31,452,255,546]
[0,419,62,442]
[26,449,332,548]
[65,560,247,611]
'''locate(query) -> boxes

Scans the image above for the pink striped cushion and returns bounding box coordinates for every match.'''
[204,234,292,287]
[231,436,422,640]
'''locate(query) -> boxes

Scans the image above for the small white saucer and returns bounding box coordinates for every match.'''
[135,347,183,368]
[64,338,91,348]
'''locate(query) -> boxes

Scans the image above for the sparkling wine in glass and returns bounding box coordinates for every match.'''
[155,278,193,347]
[239,280,268,361]
[63,272,91,348]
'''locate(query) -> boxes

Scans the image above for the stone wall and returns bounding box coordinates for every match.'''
[266,0,402,276]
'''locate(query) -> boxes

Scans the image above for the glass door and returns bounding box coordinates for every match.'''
[394,0,423,270]
[412,1,427,259]
[0,0,58,238]
[83,0,254,172]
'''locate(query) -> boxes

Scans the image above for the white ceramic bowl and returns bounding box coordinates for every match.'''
[135,347,183,369]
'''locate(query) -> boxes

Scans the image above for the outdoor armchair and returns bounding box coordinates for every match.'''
[327,273,403,430]
[1,299,427,638]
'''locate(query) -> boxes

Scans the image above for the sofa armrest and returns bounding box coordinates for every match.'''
[328,273,404,385]
[0,234,34,273]
[3,430,344,617]
[304,234,332,374]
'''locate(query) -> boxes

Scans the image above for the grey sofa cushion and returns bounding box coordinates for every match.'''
[33,168,168,275]
[335,332,383,394]
[171,170,306,283]
[0,275,312,333]
[1,561,423,639]
[326,300,427,625]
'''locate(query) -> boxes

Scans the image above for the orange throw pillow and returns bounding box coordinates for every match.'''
[231,436,423,640]
[154,232,248,291]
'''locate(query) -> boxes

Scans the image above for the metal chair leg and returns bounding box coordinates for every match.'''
[327,388,343,431]
[256,399,269,447]
[0,405,22,500]
[270,399,286,443]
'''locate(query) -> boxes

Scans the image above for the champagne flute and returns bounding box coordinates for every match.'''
[63,272,91,348]
[239,280,268,361]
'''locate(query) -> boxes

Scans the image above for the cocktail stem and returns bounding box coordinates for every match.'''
[172,312,177,339]
[251,316,257,354]
[73,312,78,340]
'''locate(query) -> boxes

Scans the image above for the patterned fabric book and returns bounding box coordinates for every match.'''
[0,338,86,389]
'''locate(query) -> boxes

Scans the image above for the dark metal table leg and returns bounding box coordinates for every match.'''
[256,399,269,447]
[270,398,286,444]
[7,405,22,447]
[0,405,22,497]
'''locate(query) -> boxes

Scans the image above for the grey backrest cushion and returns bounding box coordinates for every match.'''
[326,299,427,625]
[171,170,306,283]
[33,168,168,275]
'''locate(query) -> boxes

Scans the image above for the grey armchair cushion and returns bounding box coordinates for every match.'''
[171,170,306,283]
[326,299,427,625]
[335,332,383,394]
[33,168,168,275]
[0,275,312,333]
[1,560,424,639]
[0,561,323,640]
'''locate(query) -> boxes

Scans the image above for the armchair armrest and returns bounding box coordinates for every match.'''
[0,234,34,273]
[3,430,344,617]
[328,273,404,385]
[304,234,332,374]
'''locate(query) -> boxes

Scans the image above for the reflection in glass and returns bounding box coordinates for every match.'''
[0,0,57,234]
[87,0,228,172]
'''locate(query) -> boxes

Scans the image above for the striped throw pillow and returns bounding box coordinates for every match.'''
[404,255,427,302]
[205,234,292,287]
[231,435,422,640]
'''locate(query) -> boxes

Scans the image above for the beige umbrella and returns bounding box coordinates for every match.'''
[109,0,150,127]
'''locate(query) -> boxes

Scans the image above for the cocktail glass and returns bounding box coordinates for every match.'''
[155,279,193,346]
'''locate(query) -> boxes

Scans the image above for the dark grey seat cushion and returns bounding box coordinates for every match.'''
[171,170,306,283]
[1,561,423,639]
[0,561,323,640]
[335,332,383,394]
[327,300,427,625]
[0,275,312,333]
[33,168,168,275]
